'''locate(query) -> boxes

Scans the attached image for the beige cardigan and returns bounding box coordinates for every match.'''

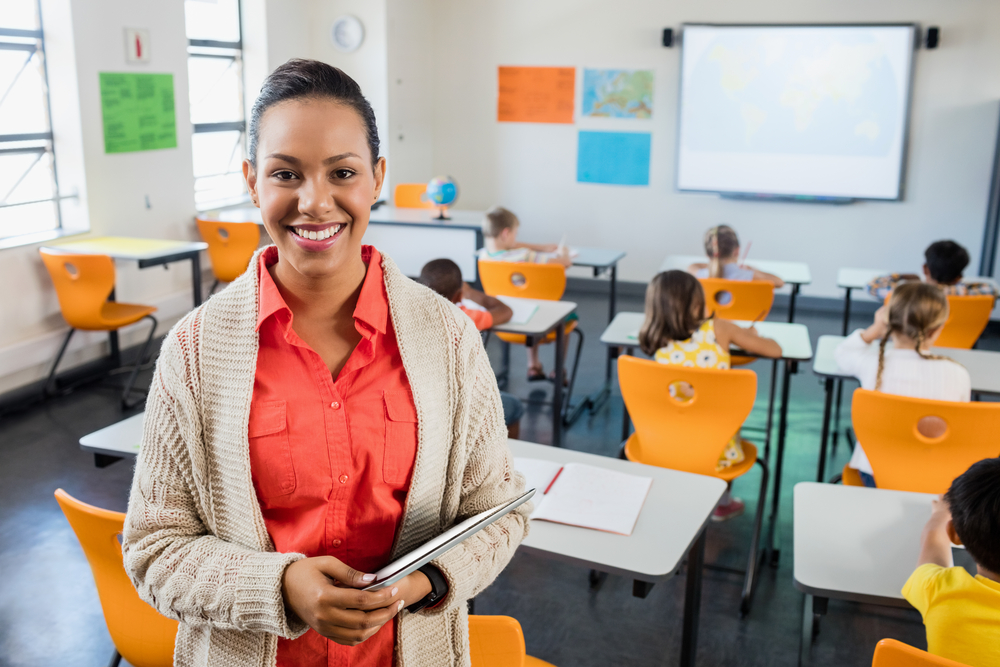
[122,249,529,667]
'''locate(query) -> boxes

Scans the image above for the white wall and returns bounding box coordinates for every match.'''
[386,0,1000,297]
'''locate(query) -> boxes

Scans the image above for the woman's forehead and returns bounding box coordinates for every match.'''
[258,98,369,160]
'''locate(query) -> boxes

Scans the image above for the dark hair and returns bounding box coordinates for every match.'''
[248,58,380,167]
[638,271,706,356]
[419,258,463,301]
[925,240,969,285]
[944,457,1000,574]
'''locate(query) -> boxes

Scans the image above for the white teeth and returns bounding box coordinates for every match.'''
[293,225,342,240]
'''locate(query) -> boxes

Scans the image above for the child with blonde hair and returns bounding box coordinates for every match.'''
[639,270,782,520]
[687,225,784,287]
[834,282,971,487]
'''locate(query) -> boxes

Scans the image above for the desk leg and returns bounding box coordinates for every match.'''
[817,378,834,483]
[552,322,565,447]
[108,288,121,367]
[680,529,707,667]
[787,283,799,323]
[840,287,853,336]
[769,359,794,565]
[763,359,778,461]
[191,253,203,308]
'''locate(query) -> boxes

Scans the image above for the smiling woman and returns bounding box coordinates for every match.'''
[121,60,529,667]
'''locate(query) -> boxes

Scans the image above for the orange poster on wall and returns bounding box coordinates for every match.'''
[497,66,575,124]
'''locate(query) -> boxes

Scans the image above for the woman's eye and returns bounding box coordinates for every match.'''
[334,169,355,180]
[273,170,297,181]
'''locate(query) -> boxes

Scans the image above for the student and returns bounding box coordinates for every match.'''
[479,206,573,382]
[834,282,970,487]
[419,258,525,438]
[638,270,782,520]
[903,457,1000,667]
[122,60,528,667]
[687,225,784,288]
[867,240,999,300]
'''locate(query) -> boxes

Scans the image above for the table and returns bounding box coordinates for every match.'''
[509,439,726,667]
[812,334,1000,484]
[493,298,578,447]
[79,412,144,467]
[601,312,813,560]
[661,255,812,323]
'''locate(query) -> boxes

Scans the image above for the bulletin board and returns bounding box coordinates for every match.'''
[99,72,177,154]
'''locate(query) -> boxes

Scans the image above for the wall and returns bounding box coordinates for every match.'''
[386,0,1000,297]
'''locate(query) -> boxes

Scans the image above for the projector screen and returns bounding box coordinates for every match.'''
[676,24,917,200]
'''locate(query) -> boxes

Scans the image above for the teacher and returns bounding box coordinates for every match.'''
[123,59,529,667]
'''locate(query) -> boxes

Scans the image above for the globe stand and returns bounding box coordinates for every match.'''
[434,205,451,220]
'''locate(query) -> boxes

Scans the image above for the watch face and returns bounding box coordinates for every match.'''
[332,16,364,52]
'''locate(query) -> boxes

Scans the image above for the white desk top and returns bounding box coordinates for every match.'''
[600,311,813,361]
[836,267,887,291]
[572,247,626,268]
[813,334,1000,394]
[42,236,207,261]
[660,255,812,285]
[491,298,577,337]
[509,439,725,581]
[79,412,144,458]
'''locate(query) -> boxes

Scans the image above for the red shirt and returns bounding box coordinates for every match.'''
[459,304,493,331]
[249,245,417,667]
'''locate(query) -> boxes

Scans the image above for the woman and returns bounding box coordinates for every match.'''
[122,59,529,667]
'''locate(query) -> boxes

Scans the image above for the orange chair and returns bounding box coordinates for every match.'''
[872,638,971,667]
[848,388,1000,493]
[39,250,157,408]
[698,278,775,321]
[54,489,178,667]
[618,356,769,616]
[196,218,261,294]
[936,295,994,349]
[478,259,584,424]
[469,615,556,667]
[394,183,434,209]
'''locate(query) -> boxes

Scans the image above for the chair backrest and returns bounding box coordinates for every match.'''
[478,259,566,301]
[54,489,177,667]
[469,615,526,667]
[618,355,757,475]
[39,250,117,330]
[872,638,971,667]
[698,278,775,321]
[196,219,261,283]
[936,295,994,349]
[851,389,1000,494]
[394,183,434,209]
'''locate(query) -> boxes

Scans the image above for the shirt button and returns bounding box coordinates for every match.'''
[331,401,341,409]
[332,539,342,548]
[339,474,349,484]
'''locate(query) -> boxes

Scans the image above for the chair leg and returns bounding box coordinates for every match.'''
[739,457,770,617]
[107,649,122,667]
[210,279,220,295]
[121,315,158,409]
[561,328,586,425]
[43,328,75,398]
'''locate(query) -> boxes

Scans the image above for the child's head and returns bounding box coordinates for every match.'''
[703,225,740,278]
[419,258,463,303]
[483,207,520,248]
[875,282,951,390]
[924,240,970,286]
[944,457,1000,575]
[639,270,706,356]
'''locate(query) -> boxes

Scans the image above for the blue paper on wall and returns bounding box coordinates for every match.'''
[577,130,651,186]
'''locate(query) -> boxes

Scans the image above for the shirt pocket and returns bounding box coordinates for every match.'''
[383,390,418,486]
[248,400,296,498]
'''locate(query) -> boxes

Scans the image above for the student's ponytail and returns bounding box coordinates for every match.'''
[709,228,722,279]
[703,225,740,279]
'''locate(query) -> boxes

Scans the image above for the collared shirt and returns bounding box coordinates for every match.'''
[249,245,417,667]
[458,304,493,331]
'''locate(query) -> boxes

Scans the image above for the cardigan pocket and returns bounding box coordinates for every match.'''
[383,390,418,486]
[248,400,296,498]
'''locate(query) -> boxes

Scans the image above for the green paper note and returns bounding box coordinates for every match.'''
[99,72,177,154]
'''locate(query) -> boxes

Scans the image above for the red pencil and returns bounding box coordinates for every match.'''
[544,467,564,495]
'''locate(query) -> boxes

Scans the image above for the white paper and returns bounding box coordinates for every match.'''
[530,463,652,536]
[513,457,563,495]
[497,296,539,325]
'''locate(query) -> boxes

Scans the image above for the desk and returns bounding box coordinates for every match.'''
[601,312,813,560]
[79,412,144,467]
[661,255,812,323]
[509,439,726,667]
[493,298,578,447]
[812,334,1000,483]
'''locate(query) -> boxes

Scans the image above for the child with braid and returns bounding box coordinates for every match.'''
[687,225,784,286]
[834,282,970,487]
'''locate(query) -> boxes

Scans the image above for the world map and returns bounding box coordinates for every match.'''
[582,69,654,119]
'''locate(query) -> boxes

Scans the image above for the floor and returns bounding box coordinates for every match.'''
[1,286,995,667]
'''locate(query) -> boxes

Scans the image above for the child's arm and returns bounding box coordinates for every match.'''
[714,318,783,358]
[749,267,785,288]
[461,284,513,326]
[514,241,559,252]
[860,305,889,344]
[917,497,955,568]
[687,262,708,274]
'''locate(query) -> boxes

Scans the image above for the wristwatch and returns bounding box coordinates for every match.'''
[405,564,449,613]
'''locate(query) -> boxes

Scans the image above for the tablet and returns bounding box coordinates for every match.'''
[362,488,535,591]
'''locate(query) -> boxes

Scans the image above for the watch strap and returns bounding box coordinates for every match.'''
[405,564,449,613]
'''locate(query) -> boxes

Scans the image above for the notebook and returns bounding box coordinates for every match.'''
[513,457,652,536]
[497,296,539,325]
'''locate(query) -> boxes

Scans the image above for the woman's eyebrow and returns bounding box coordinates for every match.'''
[323,152,361,165]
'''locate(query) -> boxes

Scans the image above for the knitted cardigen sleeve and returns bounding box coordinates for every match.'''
[122,317,307,638]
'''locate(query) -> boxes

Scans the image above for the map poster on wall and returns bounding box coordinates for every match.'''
[582,69,653,119]
[497,66,575,124]
[577,130,651,186]
[99,72,177,154]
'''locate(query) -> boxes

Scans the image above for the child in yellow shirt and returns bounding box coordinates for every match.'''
[902,457,1000,667]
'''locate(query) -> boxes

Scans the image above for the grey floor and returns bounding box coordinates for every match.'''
[2,285,995,667]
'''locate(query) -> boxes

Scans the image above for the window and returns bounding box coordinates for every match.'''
[185,0,247,210]
[0,0,62,244]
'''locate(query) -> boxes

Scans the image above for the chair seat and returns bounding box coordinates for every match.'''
[496,320,577,346]
[842,463,865,487]
[624,436,758,482]
[730,354,756,367]
[525,656,557,667]
[77,302,157,331]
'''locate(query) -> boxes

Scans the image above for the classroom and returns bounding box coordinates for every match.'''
[3,1,1000,666]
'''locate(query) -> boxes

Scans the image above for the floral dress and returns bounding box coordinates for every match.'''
[654,319,745,470]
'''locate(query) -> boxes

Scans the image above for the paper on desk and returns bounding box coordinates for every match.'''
[460,298,487,312]
[496,296,539,325]
[513,457,563,494]
[528,462,652,536]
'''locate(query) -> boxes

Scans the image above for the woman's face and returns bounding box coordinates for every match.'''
[244,98,385,279]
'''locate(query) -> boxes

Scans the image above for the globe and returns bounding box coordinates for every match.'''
[426,175,458,218]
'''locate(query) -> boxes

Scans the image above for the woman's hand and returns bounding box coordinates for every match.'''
[394,570,434,609]
[281,556,404,646]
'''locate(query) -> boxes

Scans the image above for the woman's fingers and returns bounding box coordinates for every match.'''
[315,598,405,646]
[312,555,376,588]
[323,582,402,612]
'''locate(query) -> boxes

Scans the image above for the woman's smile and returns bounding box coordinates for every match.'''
[287,221,348,252]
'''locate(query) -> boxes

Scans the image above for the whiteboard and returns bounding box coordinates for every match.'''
[676,24,917,200]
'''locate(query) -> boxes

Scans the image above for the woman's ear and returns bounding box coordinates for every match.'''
[946,520,964,547]
[372,157,386,203]
[243,159,258,207]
